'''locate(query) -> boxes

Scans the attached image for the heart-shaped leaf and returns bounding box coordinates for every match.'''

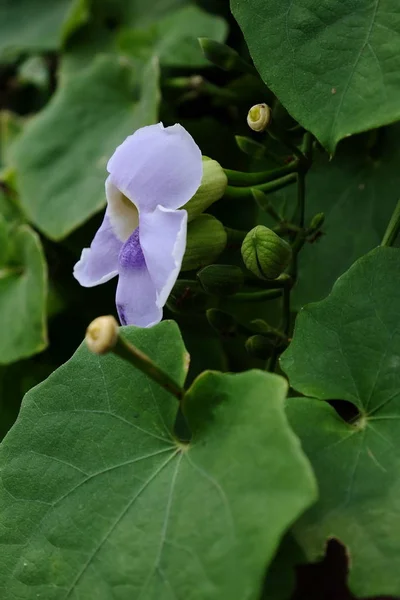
[11,54,159,240]
[231,0,400,152]
[0,321,316,599]
[281,247,400,596]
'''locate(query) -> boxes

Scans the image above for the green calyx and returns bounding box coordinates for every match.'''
[241,225,292,280]
[181,214,227,271]
[183,157,228,221]
[197,264,244,296]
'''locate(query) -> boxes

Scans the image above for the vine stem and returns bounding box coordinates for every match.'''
[381,199,400,247]
[224,173,296,200]
[224,161,298,187]
[85,316,184,402]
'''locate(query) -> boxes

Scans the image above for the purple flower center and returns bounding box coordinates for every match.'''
[118,228,146,269]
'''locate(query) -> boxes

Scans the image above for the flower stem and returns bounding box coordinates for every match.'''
[381,199,400,247]
[268,123,308,166]
[224,173,296,200]
[85,316,184,402]
[224,227,247,244]
[230,289,282,302]
[224,161,298,187]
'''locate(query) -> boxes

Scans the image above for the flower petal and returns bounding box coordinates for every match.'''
[139,206,187,308]
[116,228,162,327]
[105,176,139,242]
[107,123,202,212]
[73,213,121,287]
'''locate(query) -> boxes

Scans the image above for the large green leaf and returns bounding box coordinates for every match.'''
[281,247,400,596]
[231,0,400,152]
[0,222,47,364]
[11,55,159,240]
[118,5,227,67]
[0,321,316,599]
[261,126,400,308]
[0,0,88,60]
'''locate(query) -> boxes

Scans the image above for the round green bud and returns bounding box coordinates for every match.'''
[197,264,244,296]
[241,225,292,280]
[181,214,227,272]
[183,157,228,221]
[247,103,271,133]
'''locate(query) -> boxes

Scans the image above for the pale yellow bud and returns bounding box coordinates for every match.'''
[86,316,119,355]
[247,103,271,133]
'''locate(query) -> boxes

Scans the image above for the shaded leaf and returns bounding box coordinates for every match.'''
[0,0,88,60]
[11,55,159,240]
[118,5,227,67]
[281,247,400,596]
[263,126,400,308]
[231,0,400,152]
[0,223,47,364]
[0,322,316,599]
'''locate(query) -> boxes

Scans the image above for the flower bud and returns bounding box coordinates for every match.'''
[86,316,119,354]
[183,157,227,221]
[245,335,274,360]
[235,135,266,159]
[197,264,244,296]
[198,38,254,74]
[308,212,325,232]
[241,225,292,280]
[206,308,236,336]
[247,103,271,133]
[181,214,227,271]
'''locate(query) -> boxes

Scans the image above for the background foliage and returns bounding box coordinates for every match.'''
[1,0,400,598]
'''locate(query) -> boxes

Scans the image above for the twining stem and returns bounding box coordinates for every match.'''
[381,199,400,247]
[224,227,247,244]
[289,171,307,278]
[230,289,282,302]
[282,285,291,336]
[224,173,296,200]
[268,123,308,166]
[85,316,184,402]
[296,170,306,228]
[224,161,298,187]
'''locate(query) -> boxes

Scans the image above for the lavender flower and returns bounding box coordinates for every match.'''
[74,123,202,327]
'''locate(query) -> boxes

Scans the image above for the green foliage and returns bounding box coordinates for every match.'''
[0,188,47,364]
[267,126,400,307]
[0,0,88,60]
[281,247,400,596]
[118,5,228,67]
[12,55,159,240]
[2,0,400,595]
[0,322,316,598]
[231,0,400,152]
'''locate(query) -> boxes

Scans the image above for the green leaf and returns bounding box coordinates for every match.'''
[0,0,88,60]
[231,0,400,152]
[264,127,400,308]
[0,223,47,364]
[11,55,159,240]
[0,322,316,599]
[281,247,400,596]
[118,5,228,67]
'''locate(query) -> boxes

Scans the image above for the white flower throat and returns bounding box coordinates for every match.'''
[106,179,139,242]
